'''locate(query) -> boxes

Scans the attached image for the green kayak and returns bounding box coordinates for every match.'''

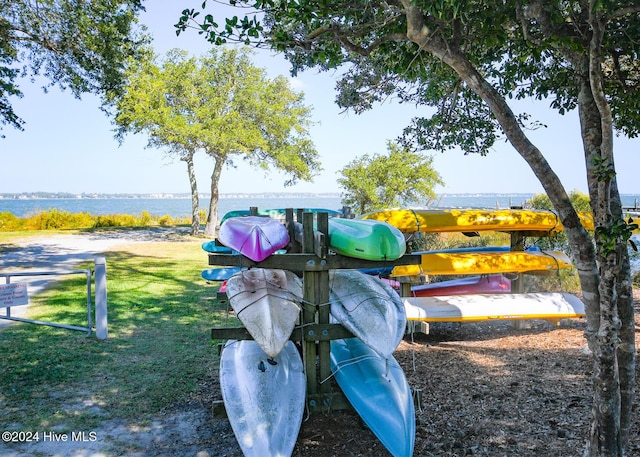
[328,218,406,261]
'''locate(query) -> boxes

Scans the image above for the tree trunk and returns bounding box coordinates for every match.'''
[182,152,200,236]
[401,3,634,456]
[204,155,225,237]
[581,11,636,455]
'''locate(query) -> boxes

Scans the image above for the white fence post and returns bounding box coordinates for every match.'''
[94,256,108,340]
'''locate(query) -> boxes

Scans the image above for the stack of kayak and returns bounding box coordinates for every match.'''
[208,213,415,457]
[220,265,306,457]
[205,207,587,456]
[329,270,415,457]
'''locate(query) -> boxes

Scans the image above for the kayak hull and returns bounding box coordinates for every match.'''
[221,340,305,457]
[218,216,289,262]
[392,250,573,277]
[328,218,406,261]
[411,274,511,297]
[201,241,235,254]
[361,208,594,233]
[330,337,415,457]
[403,292,586,322]
[201,267,246,282]
[329,270,406,358]
[226,269,302,358]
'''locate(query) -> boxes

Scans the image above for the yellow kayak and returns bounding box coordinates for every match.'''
[361,208,594,233]
[391,250,573,277]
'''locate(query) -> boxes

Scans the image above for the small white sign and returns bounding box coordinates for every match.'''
[0,282,29,308]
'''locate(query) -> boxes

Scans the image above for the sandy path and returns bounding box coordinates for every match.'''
[0,228,190,326]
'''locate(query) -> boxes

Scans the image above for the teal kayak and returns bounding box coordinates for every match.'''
[220,208,341,224]
[328,218,406,261]
[330,337,415,457]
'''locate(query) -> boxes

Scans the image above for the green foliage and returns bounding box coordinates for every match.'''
[527,191,638,256]
[595,217,639,257]
[93,214,139,228]
[523,269,582,295]
[114,47,321,233]
[592,156,617,182]
[178,1,640,150]
[338,142,443,214]
[0,210,190,232]
[139,210,152,226]
[158,215,175,226]
[0,0,147,136]
[115,47,320,184]
[527,190,592,212]
[30,209,94,230]
[407,231,510,253]
[0,212,21,231]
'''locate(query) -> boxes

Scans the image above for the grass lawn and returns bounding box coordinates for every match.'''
[0,235,232,432]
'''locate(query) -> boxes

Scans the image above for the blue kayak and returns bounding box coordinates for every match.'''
[201,267,246,282]
[330,338,415,457]
[201,240,236,254]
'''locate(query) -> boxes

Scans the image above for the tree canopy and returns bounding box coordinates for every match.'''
[338,141,443,214]
[113,47,321,235]
[0,0,147,136]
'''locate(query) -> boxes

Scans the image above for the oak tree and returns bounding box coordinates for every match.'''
[338,141,443,214]
[113,47,321,235]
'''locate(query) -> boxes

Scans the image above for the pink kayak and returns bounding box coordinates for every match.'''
[218,216,290,262]
[411,274,511,297]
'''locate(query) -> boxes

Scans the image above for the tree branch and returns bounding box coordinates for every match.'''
[607,4,640,21]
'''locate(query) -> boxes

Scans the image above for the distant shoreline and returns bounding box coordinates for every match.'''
[0,192,343,200]
[0,191,552,200]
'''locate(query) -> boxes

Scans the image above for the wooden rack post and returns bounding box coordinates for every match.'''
[301,211,332,400]
[207,209,424,412]
[510,232,525,294]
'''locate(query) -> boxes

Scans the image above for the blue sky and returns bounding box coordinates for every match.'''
[1,1,638,196]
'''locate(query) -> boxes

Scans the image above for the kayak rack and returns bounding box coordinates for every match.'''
[209,208,421,412]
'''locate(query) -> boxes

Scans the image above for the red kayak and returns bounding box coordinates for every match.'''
[410,274,511,297]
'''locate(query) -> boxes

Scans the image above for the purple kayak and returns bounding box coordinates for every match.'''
[218,216,290,262]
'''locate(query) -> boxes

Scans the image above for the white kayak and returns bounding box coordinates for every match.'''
[329,270,406,359]
[403,292,586,322]
[226,269,303,358]
[220,340,305,457]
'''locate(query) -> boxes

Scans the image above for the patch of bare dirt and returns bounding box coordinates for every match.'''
[196,292,640,457]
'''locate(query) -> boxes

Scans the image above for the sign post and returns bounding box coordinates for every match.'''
[94,257,108,340]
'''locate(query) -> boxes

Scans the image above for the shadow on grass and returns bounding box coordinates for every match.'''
[0,246,233,432]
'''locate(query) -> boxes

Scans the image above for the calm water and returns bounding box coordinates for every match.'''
[1,194,639,218]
